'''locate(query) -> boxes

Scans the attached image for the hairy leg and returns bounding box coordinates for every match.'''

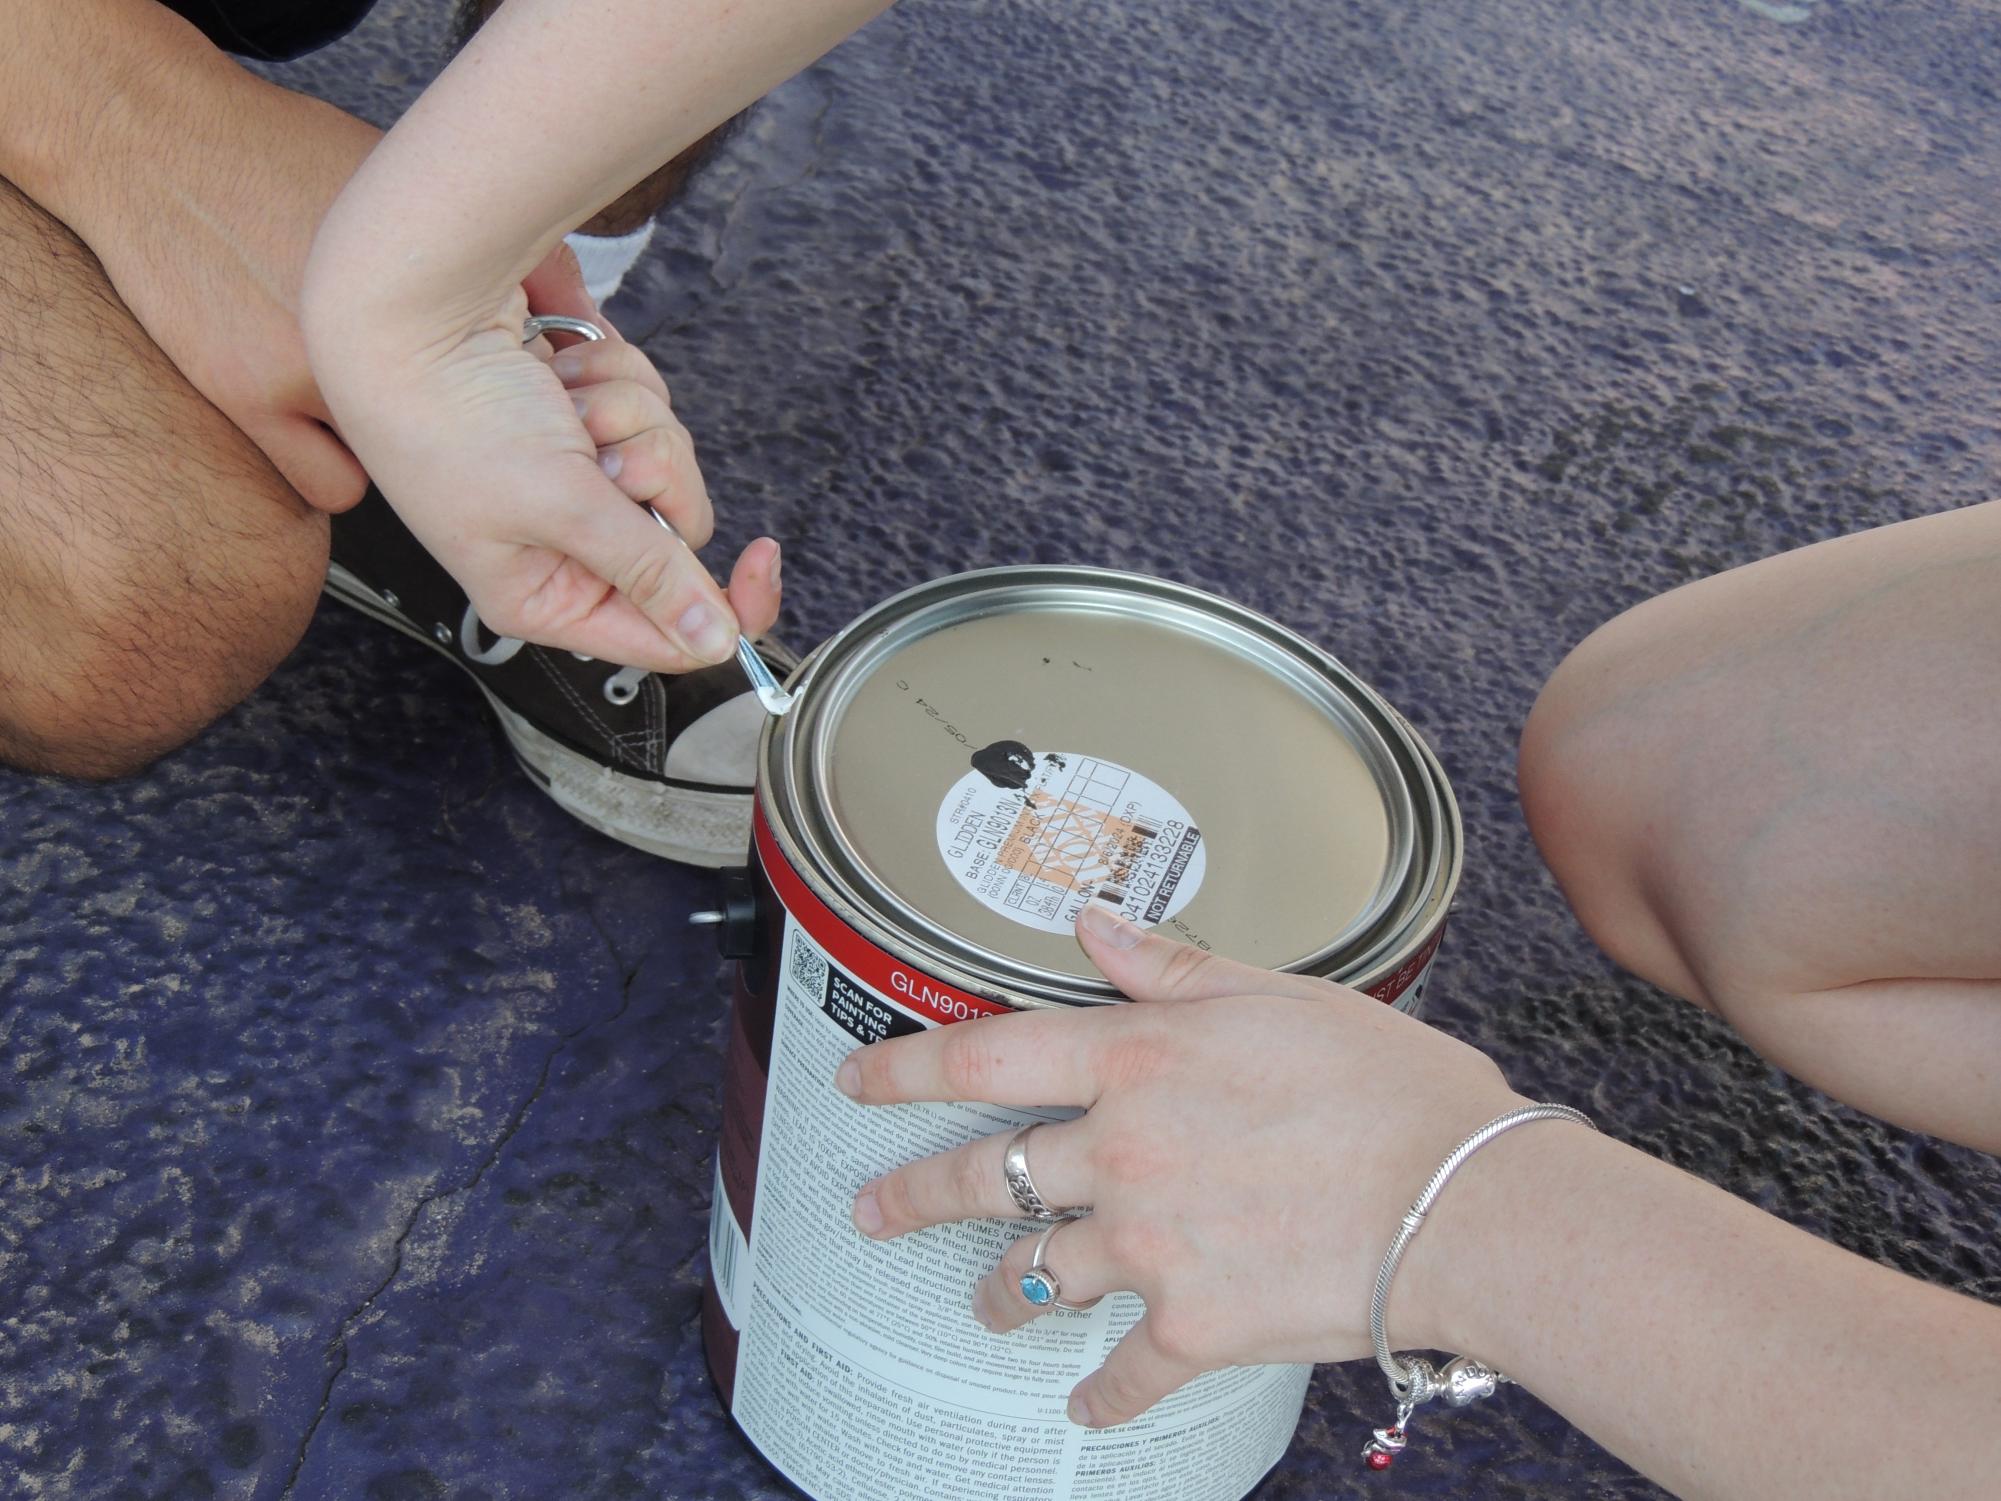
[454,0,745,235]
[0,178,327,778]
[1519,502,2001,1151]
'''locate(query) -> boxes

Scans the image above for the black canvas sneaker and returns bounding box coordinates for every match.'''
[325,487,796,866]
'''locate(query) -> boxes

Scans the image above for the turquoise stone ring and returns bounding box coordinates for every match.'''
[1018,1216,1093,1311]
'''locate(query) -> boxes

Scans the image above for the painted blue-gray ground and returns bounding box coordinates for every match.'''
[4,0,1998,1496]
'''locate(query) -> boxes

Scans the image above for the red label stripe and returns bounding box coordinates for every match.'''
[755,805,1014,1026]
[1362,921,1445,1005]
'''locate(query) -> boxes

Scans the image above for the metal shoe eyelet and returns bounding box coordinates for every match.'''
[379,589,400,610]
[604,678,639,706]
[431,623,452,645]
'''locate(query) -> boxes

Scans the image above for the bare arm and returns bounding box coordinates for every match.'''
[1398,1111,1998,1498]
[308,0,893,330]
[847,909,2001,1499]
[0,0,376,509]
[300,0,892,669]
[0,0,214,226]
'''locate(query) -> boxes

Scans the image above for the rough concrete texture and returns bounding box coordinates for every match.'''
[3,0,1998,1496]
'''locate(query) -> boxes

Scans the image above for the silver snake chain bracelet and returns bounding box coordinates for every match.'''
[1360,1103,1596,1472]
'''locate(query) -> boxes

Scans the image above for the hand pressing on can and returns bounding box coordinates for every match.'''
[837,901,1526,1428]
[841,906,2001,1501]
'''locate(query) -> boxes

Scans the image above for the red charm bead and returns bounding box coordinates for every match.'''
[1365,1451,1395,1471]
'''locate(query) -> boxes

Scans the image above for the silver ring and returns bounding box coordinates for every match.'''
[1003,1123,1081,1222]
[522,314,605,345]
[1018,1218,1099,1312]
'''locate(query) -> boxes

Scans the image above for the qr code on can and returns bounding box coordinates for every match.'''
[788,936,829,999]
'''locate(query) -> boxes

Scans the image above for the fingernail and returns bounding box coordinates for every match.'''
[834,1056,861,1098]
[571,393,590,418]
[1067,1390,1095,1427]
[551,351,584,381]
[852,1185,884,1236]
[675,602,735,663]
[972,1288,997,1331]
[598,447,623,481]
[768,542,783,589]
[1079,901,1142,949]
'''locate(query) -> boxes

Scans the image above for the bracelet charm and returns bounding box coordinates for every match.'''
[1361,1103,1595,1473]
[1361,1405,1414,1471]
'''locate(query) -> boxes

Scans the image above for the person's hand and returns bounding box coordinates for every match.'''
[837,904,1527,1428]
[304,240,777,670]
[59,62,382,513]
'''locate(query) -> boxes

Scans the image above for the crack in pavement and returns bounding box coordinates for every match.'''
[277,893,643,1499]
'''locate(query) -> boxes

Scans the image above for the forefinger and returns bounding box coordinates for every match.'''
[547,336,672,406]
[852,1116,1093,1240]
[835,1006,1131,1111]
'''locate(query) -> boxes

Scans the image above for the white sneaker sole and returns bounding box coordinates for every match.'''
[325,563,753,867]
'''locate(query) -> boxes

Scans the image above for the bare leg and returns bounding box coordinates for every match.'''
[1519,502,2001,1152]
[0,178,327,778]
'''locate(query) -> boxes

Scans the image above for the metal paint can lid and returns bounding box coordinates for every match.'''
[761,567,1457,1007]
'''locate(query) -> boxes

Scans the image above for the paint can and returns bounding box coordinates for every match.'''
[701,566,1460,1501]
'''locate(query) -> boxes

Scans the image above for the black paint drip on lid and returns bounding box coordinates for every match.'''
[971,740,1035,790]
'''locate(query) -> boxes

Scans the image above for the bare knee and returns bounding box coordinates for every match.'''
[1518,610,1720,1012]
[1524,507,2001,1042]
[0,481,328,780]
[0,171,331,779]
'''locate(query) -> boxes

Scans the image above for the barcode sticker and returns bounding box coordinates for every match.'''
[935,748,1205,934]
[709,1155,748,1327]
[789,934,829,999]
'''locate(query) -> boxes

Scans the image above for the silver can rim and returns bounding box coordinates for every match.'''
[758,565,1462,1009]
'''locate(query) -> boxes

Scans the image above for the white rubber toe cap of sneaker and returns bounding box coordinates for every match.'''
[664,690,766,787]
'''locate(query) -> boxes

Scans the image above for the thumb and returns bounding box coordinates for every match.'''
[262,415,368,514]
[1074,902,1336,1005]
[553,487,743,668]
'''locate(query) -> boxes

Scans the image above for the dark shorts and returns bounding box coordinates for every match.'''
[158,0,382,61]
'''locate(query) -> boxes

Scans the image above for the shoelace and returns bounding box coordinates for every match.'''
[459,603,649,705]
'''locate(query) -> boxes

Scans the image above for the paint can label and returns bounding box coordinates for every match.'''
[708,907,1310,1501]
[936,750,1207,934]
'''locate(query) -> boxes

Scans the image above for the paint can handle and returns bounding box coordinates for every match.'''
[690,869,760,959]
